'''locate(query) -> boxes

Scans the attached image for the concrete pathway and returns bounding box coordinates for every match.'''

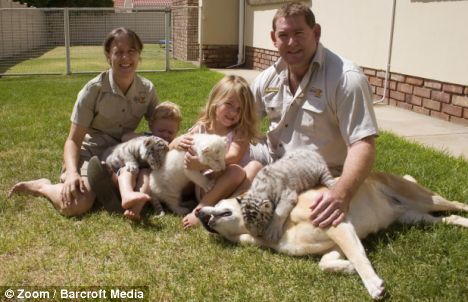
[374,104,468,159]
[213,68,468,160]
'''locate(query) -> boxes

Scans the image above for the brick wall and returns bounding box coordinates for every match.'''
[245,46,279,70]
[202,45,238,68]
[245,46,468,125]
[365,68,468,126]
[172,0,199,61]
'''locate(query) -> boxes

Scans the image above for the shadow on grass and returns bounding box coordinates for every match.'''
[0,44,58,75]
[85,202,168,231]
[362,221,440,256]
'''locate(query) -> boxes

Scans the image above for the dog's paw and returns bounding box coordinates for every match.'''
[153,210,165,217]
[365,276,385,300]
[150,199,164,214]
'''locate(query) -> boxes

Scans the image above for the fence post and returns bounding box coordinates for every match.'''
[164,7,171,72]
[64,8,71,75]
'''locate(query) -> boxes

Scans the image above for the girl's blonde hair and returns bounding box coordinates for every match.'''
[198,75,262,143]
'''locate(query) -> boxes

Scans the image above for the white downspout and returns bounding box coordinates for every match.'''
[124,0,132,9]
[374,0,396,104]
[227,0,245,68]
[199,1,204,68]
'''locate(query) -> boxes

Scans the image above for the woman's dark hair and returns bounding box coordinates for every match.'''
[103,27,143,55]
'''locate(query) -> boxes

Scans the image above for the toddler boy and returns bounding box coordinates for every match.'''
[123,101,182,143]
[118,101,182,220]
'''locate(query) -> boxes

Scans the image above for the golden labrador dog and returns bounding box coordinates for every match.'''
[197,172,468,299]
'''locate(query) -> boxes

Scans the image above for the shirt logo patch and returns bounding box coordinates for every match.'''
[265,87,279,93]
[134,93,146,103]
[310,87,322,98]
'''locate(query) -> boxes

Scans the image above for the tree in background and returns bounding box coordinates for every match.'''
[14,0,114,7]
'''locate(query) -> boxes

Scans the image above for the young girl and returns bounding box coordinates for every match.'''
[8,27,158,217]
[171,75,263,228]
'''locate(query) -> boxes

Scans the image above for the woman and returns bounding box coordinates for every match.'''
[8,27,158,217]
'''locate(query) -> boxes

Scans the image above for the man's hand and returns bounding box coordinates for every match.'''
[310,137,375,228]
[309,189,349,228]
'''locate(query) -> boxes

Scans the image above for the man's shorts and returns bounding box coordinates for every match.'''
[249,139,276,166]
[249,140,343,177]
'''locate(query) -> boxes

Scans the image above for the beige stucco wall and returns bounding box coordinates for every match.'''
[200,0,238,45]
[244,3,279,49]
[245,0,468,86]
[390,0,468,86]
[311,0,392,72]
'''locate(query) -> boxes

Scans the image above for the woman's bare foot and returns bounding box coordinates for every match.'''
[121,192,150,221]
[182,210,200,229]
[8,178,52,198]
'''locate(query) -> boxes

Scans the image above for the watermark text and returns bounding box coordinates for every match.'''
[1,286,148,301]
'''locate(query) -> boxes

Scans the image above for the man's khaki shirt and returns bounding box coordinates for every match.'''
[252,43,378,173]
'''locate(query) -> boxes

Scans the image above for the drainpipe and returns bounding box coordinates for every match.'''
[124,0,132,9]
[374,0,396,104]
[199,1,204,68]
[227,0,245,68]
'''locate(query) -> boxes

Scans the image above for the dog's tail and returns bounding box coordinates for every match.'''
[371,172,468,213]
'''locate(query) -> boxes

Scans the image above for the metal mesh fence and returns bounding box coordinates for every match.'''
[0,7,201,76]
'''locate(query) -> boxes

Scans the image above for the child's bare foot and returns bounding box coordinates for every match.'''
[121,192,151,209]
[124,204,145,221]
[182,210,200,229]
[8,178,52,198]
[121,192,150,221]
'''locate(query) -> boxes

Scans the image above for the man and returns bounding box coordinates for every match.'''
[250,1,378,228]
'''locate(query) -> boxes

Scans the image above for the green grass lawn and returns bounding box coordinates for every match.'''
[1,70,467,301]
[2,44,195,75]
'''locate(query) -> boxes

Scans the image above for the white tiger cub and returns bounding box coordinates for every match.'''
[149,133,227,216]
[238,148,336,242]
[105,136,169,174]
